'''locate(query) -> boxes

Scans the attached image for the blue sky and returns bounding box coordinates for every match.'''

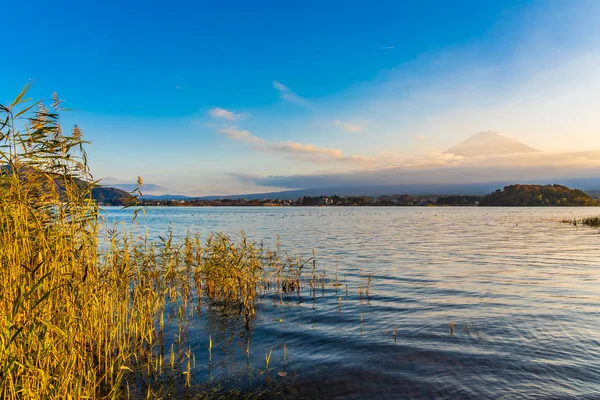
[3,0,600,195]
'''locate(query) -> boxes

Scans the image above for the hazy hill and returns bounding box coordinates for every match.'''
[445,131,541,157]
[1,165,133,206]
[91,185,134,206]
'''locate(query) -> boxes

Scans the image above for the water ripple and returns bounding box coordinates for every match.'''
[104,206,600,399]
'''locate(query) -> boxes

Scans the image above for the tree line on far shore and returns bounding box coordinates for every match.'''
[96,184,598,207]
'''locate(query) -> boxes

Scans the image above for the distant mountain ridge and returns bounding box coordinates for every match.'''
[1,164,133,206]
[139,184,600,207]
[91,185,134,205]
[139,132,600,201]
[445,131,540,157]
[141,178,600,201]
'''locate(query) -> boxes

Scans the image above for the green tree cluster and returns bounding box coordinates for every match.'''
[480,184,598,206]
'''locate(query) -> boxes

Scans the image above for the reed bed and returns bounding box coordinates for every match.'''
[0,85,353,398]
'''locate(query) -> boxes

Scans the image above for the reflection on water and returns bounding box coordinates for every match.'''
[102,206,600,399]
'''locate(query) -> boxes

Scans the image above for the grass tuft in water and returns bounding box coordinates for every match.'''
[562,216,600,228]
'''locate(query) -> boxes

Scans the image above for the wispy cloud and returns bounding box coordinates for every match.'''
[274,142,343,159]
[216,126,369,164]
[377,45,395,50]
[335,120,362,133]
[209,107,241,120]
[273,81,308,105]
[218,128,265,145]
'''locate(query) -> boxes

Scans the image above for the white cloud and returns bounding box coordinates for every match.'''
[216,126,370,164]
[274,142,343,158]
[209,107,241,120]
[218,128,265,145]
[335,120,362,133]
[273,81,308,105]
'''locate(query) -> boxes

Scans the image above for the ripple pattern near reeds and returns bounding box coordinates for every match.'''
[104,206,600,399]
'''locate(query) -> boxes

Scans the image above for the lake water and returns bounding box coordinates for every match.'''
[103,206,600,399]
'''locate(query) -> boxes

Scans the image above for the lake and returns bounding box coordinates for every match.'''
[103,206,600,399]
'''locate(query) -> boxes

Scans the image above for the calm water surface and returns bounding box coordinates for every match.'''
[103,206,600,399]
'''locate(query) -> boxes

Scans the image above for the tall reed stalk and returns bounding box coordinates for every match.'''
[0,85,335,398]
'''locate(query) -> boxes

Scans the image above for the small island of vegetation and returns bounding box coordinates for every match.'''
[479,184,598,207]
